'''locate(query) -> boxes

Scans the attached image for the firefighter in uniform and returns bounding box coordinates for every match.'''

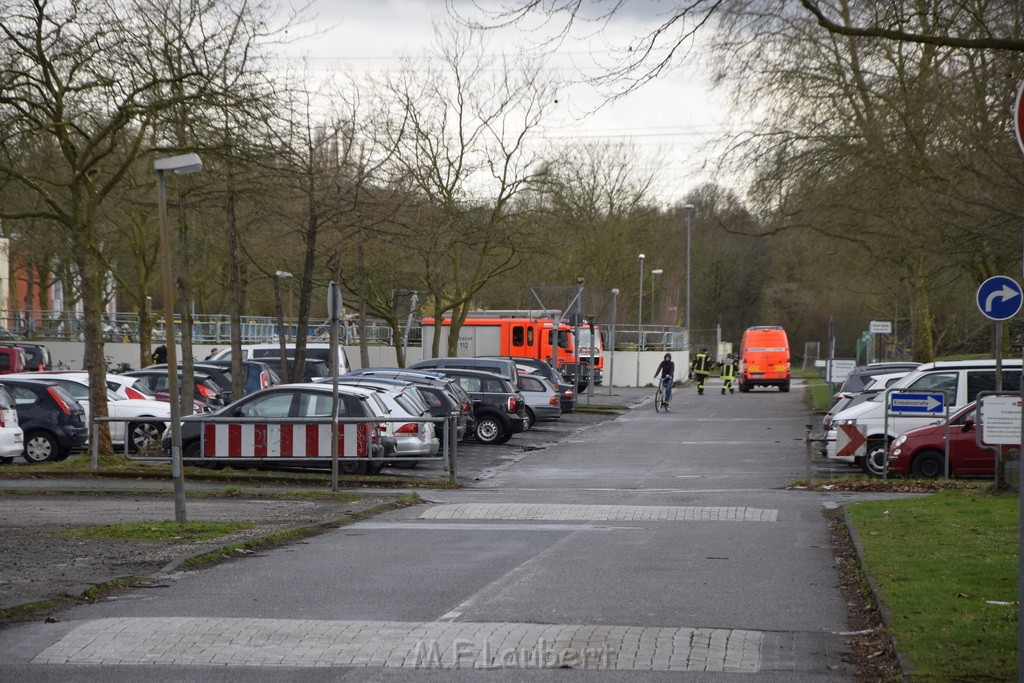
[719,353,736,395]
[690,348,712,395]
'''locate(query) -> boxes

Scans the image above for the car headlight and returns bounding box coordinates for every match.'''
[892,434,907,448]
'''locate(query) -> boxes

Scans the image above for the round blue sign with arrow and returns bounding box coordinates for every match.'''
[977,275,1023,321]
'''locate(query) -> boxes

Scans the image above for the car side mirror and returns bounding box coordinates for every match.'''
[961,418,974,432]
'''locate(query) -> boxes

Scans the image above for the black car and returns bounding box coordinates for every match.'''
[0,377,88,463]
[409,357,523,390]
[194,360,280,402]
[260,358,330,384]
[168,384,391,475]
[123,368,227,410]
[833,362,922,400]
[417,367,529,445]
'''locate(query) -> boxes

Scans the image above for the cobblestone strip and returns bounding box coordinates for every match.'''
[419,503,779,523]
[32,617,762,672]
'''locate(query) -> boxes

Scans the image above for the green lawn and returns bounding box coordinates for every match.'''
[848,490,1018,678]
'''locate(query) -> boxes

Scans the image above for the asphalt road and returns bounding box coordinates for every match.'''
[0,380,887,681]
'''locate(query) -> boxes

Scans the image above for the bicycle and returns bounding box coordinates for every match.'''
[655,376,671,412]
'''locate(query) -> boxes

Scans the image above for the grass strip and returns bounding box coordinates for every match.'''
[847,489,1018,679]
[2,454,462,488]
[63,520,255,542]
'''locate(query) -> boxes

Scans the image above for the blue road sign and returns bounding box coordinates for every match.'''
[888,392,945,414]
[977,275,1023,321]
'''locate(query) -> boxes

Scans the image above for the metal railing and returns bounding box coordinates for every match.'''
[89,413,459,485]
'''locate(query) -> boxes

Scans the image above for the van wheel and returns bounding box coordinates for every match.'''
[861,438,891,477]
[739,382,751,393]
[779,382,790,392]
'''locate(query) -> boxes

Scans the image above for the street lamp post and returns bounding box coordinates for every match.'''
[650,268,663,352]
[636,254,645,387]
[683,204,695,351]
[155,153,203,524]
[609,288,618,395]
[275,271,293,341]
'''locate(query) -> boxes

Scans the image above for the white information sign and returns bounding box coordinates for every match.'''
[826,359,857,383]
[869,320,892,334]
[979,396,1023,446]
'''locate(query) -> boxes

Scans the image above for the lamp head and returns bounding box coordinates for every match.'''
[154,153,203,175]
[651,269,664,275]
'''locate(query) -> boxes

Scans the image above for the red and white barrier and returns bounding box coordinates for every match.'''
[200,422,369,459]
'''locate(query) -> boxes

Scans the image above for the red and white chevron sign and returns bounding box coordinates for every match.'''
[201,422,369,459]
[836,423,866,458]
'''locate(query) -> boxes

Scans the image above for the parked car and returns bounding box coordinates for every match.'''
[345,368,476,441]
[822,372,910,431]
[0,378,88,463]
[5,342,51,371]
[833,362,922,401]
[481,356,577,413]
[0,386,23,463]
[209,343,350,376]
[409,357,523,390]
[417,367,529,445]
[259,358,329,384]
[7,372,171,452]
[323,377,438,465]
[123,367,226,411]
[518,373,562,428]
[170,383,392,474]
[0,346,29,374]
[827,359,1021,475]
[888,402,999,478]
[195,360,280,399]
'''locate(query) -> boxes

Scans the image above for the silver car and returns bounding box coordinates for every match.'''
[518,374,562,428]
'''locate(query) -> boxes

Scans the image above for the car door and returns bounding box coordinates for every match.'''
[948,407,994,475]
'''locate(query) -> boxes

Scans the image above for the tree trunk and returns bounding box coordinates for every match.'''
[909,258,935,363]
[77,241,112,454]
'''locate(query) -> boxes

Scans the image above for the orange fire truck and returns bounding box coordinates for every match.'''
[420,311,605,383]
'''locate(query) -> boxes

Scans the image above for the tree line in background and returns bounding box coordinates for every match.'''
[0,0,1022,434]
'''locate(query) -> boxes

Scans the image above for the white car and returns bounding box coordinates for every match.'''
[210,343,350,375]
[6,372,171,452]
[0,387,23,461]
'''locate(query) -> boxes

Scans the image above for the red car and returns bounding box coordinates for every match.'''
[887,402,1006,478]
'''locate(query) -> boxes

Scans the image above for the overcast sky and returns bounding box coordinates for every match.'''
[277,0,729,204]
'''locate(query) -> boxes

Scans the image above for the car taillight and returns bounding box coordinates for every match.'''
[507,397,518,412]
[46,387,73,415]
[126,387,146,400]
[396,423,419,435]
[260,371,269,389]
[0,410,5,427]
[549,395,559,406]
[462,401,472,413]
[563,388,574,398]
[197,384,216,398]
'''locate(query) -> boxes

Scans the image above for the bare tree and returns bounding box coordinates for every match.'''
[371,22,559,357]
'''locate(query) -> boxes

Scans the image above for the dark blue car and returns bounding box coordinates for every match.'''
[0,377,88,463]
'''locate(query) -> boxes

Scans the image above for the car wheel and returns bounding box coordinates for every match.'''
[339,460,369,475]
[861,438,891,477]
[475,416,506,445]
[128,421,164,453]
[911,449,947,478]
[24,431,60,463]
[525,408,536,430]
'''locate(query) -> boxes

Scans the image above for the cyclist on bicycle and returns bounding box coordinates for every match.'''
[653,353,675,408]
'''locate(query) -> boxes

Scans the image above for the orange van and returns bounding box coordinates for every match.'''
[737,326,790,392]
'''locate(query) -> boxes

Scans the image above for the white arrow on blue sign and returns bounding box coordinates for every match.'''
[889,392,945,414]
[976,275,1023,321]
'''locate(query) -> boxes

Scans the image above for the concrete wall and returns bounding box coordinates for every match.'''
[41,342,688,388]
